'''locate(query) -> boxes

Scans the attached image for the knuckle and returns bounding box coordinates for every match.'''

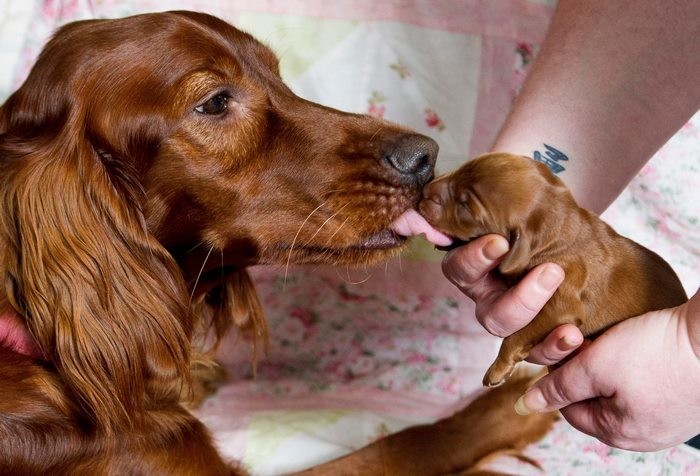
[539,375,571,409]
[541,334,574,364]
[510,286,546,316]
[442,247,488,285]
[524,347,549,365]
[610,422,638,449]
[539,348,562,366]
[478,314,507,337]
[488,297,536,337]
[475,295,512,337]
[441,255,469,288]
[540,340,559,360]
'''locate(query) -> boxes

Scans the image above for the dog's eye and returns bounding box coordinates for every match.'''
[195,94,229,115]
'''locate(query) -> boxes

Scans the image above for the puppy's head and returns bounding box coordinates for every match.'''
[420,153,571,274]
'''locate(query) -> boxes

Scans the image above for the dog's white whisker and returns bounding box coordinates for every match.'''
[335,264,373,286]
[284,201,327,287]
[190,245,215,303]
[368,124,385,145]
[324,216,350,248]
[303,202,350,247]
[184,241,206,255]
[221,248,225,282]
[321,188,348,196]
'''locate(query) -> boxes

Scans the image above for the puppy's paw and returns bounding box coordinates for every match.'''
[483,360,514,387]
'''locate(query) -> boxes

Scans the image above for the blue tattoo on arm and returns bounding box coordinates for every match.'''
[533,144,568,174]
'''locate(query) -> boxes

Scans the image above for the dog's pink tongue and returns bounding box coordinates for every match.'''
[391,209,453,247]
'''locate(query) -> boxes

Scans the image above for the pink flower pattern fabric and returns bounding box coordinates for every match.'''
[2,1,698,474]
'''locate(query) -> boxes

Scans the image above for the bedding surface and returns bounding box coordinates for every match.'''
[1,1,698,474]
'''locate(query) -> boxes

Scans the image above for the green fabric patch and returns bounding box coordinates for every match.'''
[236,13,357,81]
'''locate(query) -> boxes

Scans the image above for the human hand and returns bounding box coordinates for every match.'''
[515,290,700,451]
[441,234,583,364]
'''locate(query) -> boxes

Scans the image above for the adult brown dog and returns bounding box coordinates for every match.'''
[0,10,445,474]
[420,152,688,386]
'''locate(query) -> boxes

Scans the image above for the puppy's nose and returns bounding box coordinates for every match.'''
[384,134,438,186]
[418,178,448,222]
[422,178,448,204]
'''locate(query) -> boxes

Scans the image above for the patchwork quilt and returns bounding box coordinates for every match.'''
[1,1,698,474]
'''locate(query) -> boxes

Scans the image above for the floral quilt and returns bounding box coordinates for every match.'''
[1,1,698,474]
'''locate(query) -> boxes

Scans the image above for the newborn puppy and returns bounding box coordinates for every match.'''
[420,152,688,386]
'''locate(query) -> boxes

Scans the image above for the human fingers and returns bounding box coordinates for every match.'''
[441,234,510,301]
[514,350,612,416]
[525,324,584,365]
[685,289,700,352]
[442,236,564,337]
[476,262,564,337]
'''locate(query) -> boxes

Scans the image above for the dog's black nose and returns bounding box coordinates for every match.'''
[384,134,438,186]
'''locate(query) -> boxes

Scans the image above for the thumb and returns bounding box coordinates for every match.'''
[687,288,700,345]
[514,354,610,415]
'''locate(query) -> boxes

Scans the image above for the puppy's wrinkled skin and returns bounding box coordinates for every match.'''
[420,153,688,386]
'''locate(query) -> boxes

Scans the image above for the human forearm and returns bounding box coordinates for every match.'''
[492,0,700,213]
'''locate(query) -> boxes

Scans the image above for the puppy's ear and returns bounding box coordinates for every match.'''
[0,112,191,434]
[460,189,487,220]
[499,227,533,276]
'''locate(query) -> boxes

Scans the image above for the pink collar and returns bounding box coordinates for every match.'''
[0,311,43,358]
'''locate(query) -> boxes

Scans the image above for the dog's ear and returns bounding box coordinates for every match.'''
[0,91,191,434]
[498,227,533,276]
[0,105,7,134]
[195,270,268,360]
[227,270,268,350]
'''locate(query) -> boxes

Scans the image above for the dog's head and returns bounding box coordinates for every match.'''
[3,11,437,280]
[420,153,572,274]
[0,11,438,432]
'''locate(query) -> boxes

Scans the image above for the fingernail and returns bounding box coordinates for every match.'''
[537,266,563,291]
[514,388,547,415]
[559,333,582,350]
[483,237,509,260]
[557,335,572,351]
